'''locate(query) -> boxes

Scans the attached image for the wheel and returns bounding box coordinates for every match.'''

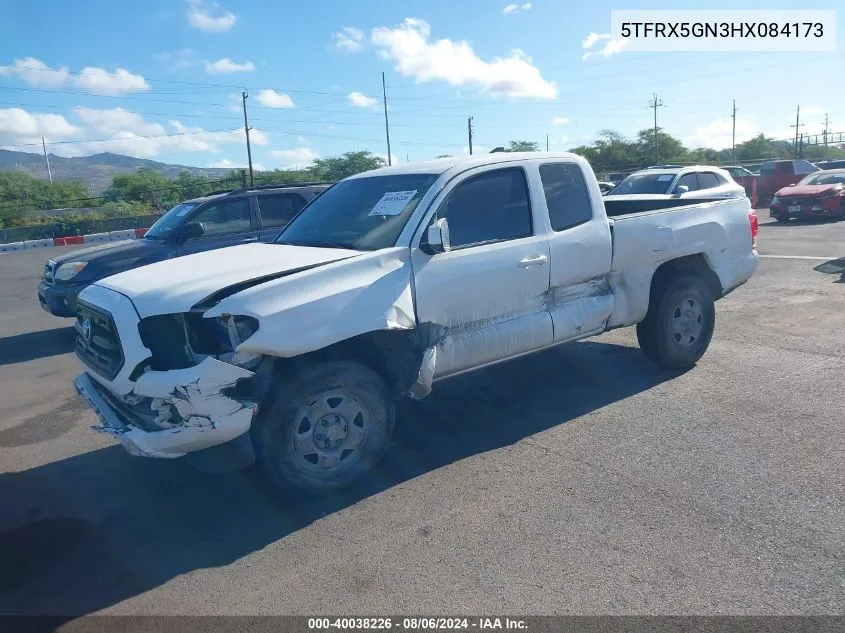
[775,215,789,223]
[636,274,715,369]
[252,360,394,494]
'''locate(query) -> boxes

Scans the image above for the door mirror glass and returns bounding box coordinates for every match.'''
[421,218,451,255]
[673,185,689,197]
[182,221,205,241]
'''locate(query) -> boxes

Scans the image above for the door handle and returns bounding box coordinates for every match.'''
[518,254,548,267]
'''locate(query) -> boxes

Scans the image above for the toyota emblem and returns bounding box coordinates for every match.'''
[82,318,93,343]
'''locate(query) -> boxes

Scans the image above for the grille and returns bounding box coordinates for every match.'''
[785,196,819,206]
[75,301,124,380]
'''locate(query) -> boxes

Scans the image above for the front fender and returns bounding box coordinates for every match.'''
[203,247,417,359]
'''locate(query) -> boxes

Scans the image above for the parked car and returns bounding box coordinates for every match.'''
[817,159,845,170]
[597,181,615,194]
[72,152,757,494]
[769,168,845,222]
[724,165,758,199]
[37,183,331,317]
[757,159,819,206]
[605,166,746,201]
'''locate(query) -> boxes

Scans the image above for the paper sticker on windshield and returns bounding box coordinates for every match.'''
[369,190,417,216]
[657,175,673,181]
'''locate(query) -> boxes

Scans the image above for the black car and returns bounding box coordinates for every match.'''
[38,183,331,317]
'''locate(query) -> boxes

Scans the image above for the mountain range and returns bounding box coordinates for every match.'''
[0,150,233,192]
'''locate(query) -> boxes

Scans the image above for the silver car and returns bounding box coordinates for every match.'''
[605,166,747,201]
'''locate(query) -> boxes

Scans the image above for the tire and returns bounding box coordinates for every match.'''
[251,360,394,495]
[775,215,789,224]
[636,274,715,369]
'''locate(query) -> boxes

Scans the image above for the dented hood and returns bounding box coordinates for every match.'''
[93,242,360,317]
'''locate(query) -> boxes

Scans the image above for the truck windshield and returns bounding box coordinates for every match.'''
[606,173,675,195]
[276,174,439,251]
[144,202,199,239]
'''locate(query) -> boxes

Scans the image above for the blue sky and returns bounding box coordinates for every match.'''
[0,0,843,172]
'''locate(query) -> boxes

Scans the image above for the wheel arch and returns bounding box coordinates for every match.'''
[649,253,723,304]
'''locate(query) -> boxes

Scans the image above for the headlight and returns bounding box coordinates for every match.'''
[54,262,87,281]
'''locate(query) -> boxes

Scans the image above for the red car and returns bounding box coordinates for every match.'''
[769,169,845,222]
[757,159,819,206]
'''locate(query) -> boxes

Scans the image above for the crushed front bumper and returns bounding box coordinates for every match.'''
[74,358,259,458]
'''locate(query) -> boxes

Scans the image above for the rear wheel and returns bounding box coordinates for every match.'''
[636,274,715,369]
[252,360,394,495]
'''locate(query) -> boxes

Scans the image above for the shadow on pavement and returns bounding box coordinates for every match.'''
[0,327,75,366]
[813,257,845,283]
[0,339,680,617]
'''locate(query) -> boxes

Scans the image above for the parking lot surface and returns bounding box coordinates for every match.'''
[1,217,843,616]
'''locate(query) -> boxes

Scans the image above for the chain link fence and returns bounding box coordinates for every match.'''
[0,214,162,244]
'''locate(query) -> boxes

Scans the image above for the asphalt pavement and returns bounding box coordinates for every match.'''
[0,216,843,616]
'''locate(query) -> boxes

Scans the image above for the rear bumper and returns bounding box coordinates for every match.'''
[38,280,84,317]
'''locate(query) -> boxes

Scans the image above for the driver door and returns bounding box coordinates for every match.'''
[176,197,260,256]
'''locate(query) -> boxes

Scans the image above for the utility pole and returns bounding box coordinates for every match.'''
[790,104,804,160]
[823,113,829,158]
[242,91,254,187]
[41,137,53,185]
[467,116,474,155]
[648,93,665,163]
[546,133,549,151]
[382,72,392,166]
[731,100,737,163]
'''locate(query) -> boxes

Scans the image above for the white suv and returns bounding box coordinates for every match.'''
[606,166,747,200]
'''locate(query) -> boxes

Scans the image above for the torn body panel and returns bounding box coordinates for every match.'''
[77,357,258,458]
[204,247,418,359]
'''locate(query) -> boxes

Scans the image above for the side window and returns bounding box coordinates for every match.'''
[778,162,793,174]
[675,173,698,192]
[258,193,307,229]
[188,199,252,238]
[697,172,720,189]
[434,167,532,248]
[539,163,592,231]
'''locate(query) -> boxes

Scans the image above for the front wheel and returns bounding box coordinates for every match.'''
[252,360,394,495]
[636,275,716,369]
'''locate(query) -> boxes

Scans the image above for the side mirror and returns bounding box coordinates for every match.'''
[420,218,451,255]
[673,185,689,197]
[181,221,205,241]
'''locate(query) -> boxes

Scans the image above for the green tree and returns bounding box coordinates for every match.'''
[507,140,540,152]
[0,171,89,227]
[310,151,386,181]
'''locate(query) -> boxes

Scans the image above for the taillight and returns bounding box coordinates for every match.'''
[749,209,759,250]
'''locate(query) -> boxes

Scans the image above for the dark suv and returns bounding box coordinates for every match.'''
[38,183,331,317]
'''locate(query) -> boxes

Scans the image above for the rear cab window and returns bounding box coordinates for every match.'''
[258,192,308,229]
[539,163,592,231]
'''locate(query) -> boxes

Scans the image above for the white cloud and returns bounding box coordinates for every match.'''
[582,32,610,49]
[255,89,295,108]
[207,158,265,171]
[156,49,198,70]
[0,108,82,148]
[0,57,148,94]
[347,91,377,108]
[374,152,399,165]
[75,67,150,94]
[270,147,319,168]
[186,0,236,33]
[333,27,365,53]
[552,116,571,125]
[74,107,164,136]
[0,57,70,87]
[582,33,628,60]
[370,18,556,99]
[683,116,757,150]
[503,3,532,15]
[204,58,255,74]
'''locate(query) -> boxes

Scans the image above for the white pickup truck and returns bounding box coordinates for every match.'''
[72,152,759,493]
